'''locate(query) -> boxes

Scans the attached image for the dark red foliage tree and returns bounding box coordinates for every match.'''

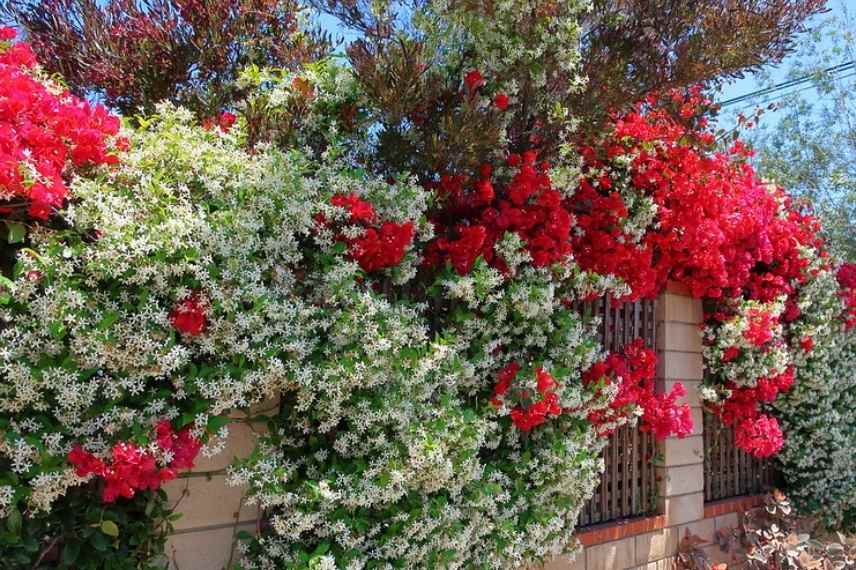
[1,0,331,114]
[309,0,825,178]
[579,0,829,118]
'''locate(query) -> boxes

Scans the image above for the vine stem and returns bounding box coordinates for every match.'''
[31,535,61,569]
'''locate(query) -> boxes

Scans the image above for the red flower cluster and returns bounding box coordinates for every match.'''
[425,152,572,274]
[328,193,415,273]
[571,176,658,299]
[733,415,784,458]
[837,263,856,329]
[464,69,485,94]
[494,93,509,111]
[721,346,741,362]
[582,339,693,439]
[574,88,820,303]
[155,420,203,470]
[170,293,208,336]
[743,308,777,347]
[713,367,794,457]
[202,111,237,133]
[331,192,375,224]
[0,28,121,220]
[68,422,200,502]
[491,363,562,432]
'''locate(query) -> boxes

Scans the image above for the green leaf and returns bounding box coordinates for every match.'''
[90,530,110,551]
[236,530,253,541]
[49,321,66,340]
[62,541,81,565]
[0,275,13,305]
[6,506,21,534]
[100,520,120,537]
[206,415,230,432]
[97,311,120,331]
[5,221,25,244]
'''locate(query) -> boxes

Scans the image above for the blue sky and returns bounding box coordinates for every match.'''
[713,0,852,127]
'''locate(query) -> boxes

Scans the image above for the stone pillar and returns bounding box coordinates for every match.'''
[644,281,709,562]
[164,400,276,570]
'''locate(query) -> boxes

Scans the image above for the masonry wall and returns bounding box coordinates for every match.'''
[540,283,755,570]
[163,283,759,570]
[164,410,265,570]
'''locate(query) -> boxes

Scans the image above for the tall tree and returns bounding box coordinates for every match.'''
[579,0,828,117]
[738,1,855,260]
[303,0,826,178]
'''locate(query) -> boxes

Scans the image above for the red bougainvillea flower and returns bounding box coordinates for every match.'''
[510,393,561,431]
[424,151,572,275]
[202,111,237,133]
[170,293,208,336]
[490,363,562,432]
[734,415,783,458]
[510,368,562,432]
[218,111,237,132]
[709,366,794,457]
[331,193,375,224]
[721,346,741,362]
[639,383,694,440]
[349,221,415,272]
[464,69,485,94]
[326,193,415,273]
[583,339,692,439]
[69,421,203,503]
[743,308,776,346]
[572,86,822,304]
[490,361,520,407]
[68,444,106,478]
[494,92,509,111]
[838,262,856,289]
[837,263,856,329]
[0,28,121,220]
[155,420,203,470]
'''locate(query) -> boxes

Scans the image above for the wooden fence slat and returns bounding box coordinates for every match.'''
[577,298,659,527]
[703,411,774,502]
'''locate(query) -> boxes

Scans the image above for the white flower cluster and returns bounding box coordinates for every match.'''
[0,104,425,513]
[771,261,856,529]
[0,101,630,569]
[414,0,591,169]
[230,257,625,569]
[702,297,791,392]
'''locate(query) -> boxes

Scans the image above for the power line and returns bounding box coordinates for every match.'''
[717,60,856,108]
[731,69,856,114]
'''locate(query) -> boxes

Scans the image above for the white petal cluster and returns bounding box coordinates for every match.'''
[0,102,629,568]
[771,260,856,528]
